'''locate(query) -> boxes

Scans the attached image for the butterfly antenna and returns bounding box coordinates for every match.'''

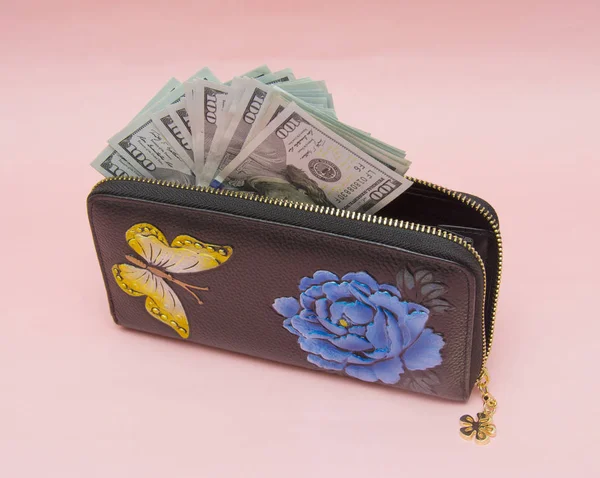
[173,279,207,305]
[186,284,210,291]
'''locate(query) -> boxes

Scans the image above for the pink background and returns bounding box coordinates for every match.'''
[1,1,598,475]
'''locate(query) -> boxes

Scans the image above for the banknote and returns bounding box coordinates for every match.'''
[108,115,195,184]
[167,99,192,148]
[151,106,194,168]
[92,64,413,212]
[144,67,219,115]
[199,79,275,185]
[92,145,200,184]
[185,80,231,179]
[225,65,271,85]
[271,88,410,173]
[91,146,151,178]
[103,67,219,182]
[212,103,412,213]
[279,80,328,94]
[95,77,185,179]
[245,95,288,143]
[258,68,296,85]
[135,77,181,120]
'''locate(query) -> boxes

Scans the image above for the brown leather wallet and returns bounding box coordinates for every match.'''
[88,176,502,443]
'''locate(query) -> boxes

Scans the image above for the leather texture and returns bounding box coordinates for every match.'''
[88,191,483,401]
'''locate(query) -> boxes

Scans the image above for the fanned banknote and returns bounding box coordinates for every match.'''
[212,103,412,214]
[199,78,275,185]
[185,80,232,179]
[151,105,194,167]
[91,64,413,213]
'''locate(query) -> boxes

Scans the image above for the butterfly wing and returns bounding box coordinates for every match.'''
[126,223,232,273]
[112,263,190,338]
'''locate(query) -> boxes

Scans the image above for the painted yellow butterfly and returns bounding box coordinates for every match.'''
[112,222,232,339]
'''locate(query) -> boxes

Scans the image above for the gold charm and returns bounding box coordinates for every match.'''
[459,368,497,445]
[459,412,496,445]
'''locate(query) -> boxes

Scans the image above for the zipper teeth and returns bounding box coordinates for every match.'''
[93,175,500,374]
[407,176,503,368]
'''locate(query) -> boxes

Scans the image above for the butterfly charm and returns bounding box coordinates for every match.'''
[112,223,232,339]
[459,412,496,445]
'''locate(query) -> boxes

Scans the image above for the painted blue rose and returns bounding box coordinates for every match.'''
[272,271,445,384]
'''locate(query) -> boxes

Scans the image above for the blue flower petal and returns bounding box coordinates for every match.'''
[344,301,374,325]
[300,293,315,311]
[272,297,300,318]
[364,348,389,359]
[398,320,411,348]
[404,309,429,344]
[368,291,408,319]
[347,284,371,303]
[366,308,389,349]
[307,354,345,371]
[407,302,429,315]
[371,357,404,384]
[329,334,373,352]
[384,309,404,356]
[330,301,352,322]
[348,325,366,335]
[291,317,333,339]
[299,308,319,322]
[341,272,379,292]
[402,328,444,371]
[298,336,350,363]
[300,271,339,291]
[283,317,300,336]
[304,285,324,299]
[345,365,378,382]
[280,271,444,383]
[322,282,353,302]
[349,280,371,296]
[317,316,348,336]
[315,297,331,319]
[379,283,402,298]
[346,353,376,365]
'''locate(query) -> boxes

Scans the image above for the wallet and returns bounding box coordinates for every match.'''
[88,176,502,443]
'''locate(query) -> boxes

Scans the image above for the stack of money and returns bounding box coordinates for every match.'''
[92,65,413,214]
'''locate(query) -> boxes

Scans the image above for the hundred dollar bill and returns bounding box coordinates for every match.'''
[271,88,410,173]
[200,78,275,184]
[144,67,219,115]
[279,80,328,94]
[245,95,288,143]
[247,92,338,141]
[91,145,193,184]
[185,80,231,179]
[243,88,334,145]
[91,146,151,178]
[135,77,181,120]
[258,68,296,85]
[131,68,219,122]
[169,99,191,137]
[212,103,412,214]
[94,77,186,179]
[102,68,218,181]
[151,106,194,168]
[164,99,193,160]
[225,64,271,85]
[192,66,219,84]
[108,114,195,184]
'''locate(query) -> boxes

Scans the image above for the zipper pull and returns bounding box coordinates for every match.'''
[459,368,497,445]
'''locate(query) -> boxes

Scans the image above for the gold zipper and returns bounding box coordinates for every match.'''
[92,175,502,442]
[407,176,503,365]
[407,177,502,445]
